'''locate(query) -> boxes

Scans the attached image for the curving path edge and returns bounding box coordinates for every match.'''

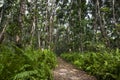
[52,57,97,80]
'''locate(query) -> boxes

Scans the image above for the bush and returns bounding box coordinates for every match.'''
[61,49,120,80]
[0,45,57,80]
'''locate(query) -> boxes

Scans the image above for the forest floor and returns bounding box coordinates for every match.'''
[52,57,97,80]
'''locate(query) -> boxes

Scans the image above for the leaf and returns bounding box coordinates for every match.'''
[0,64,4,73]
[13,70,38,80]
[104,61,108,66]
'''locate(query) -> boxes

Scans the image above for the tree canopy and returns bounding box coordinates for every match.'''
[0,0,120,52]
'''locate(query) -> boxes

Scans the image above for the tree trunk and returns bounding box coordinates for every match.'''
[96,0,110,47]
[0,6,4,24]
[78,0,83,52]
[93,2,98,43]
[38,29,41,48]
[112,0,116,24]
[49,15,53,49]
[17,0,25,47]
[0,23,7,44]
[30,0,38,46]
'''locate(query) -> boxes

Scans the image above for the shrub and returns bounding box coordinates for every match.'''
[61,49,120,80]
[0,45,57,80]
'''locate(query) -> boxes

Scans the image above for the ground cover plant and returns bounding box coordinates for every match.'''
[0,45,57,80]
[61,49,120,80]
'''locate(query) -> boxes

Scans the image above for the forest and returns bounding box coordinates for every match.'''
[0,0,120,80]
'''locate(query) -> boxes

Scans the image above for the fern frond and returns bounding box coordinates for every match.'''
[0,64,4,74]
[13,70,38,80]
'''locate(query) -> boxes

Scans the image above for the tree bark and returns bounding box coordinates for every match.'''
[17,0,25,47]
[96,0,110,47]
[0,23,7,44]
[78,0,83,52]
[112,0,116,24]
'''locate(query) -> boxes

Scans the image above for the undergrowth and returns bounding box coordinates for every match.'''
[61,49,120,80]
[0,45,57,80]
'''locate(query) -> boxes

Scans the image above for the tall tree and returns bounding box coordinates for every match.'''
[16,0,25,47]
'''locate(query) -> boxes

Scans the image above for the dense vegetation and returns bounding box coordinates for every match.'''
[0,45,57,80]
[0,0,120,53]
[0,0,120,79]
[61,49,120,80]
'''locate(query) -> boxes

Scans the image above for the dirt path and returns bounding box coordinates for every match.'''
[53,57,97,80]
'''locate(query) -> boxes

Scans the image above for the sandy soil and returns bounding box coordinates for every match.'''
[52,57,97,80]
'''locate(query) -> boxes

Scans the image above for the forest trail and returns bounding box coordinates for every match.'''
[52,57,97,80]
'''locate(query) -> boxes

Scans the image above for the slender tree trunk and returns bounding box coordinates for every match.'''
[17,0,25,47]
[93,3,98,43]
[49,15,54,49]
[0,22,7,44]
[78,0,83,52]
[0,7,4,24]
[96,0,110,47]
[38,29,41,48]
[49,0,55,50]
[45,0,49,49]
[0,5,9,44]
[30,0,38,46]
[0,6,5,44]
[112,0,116,24]
[45,0,55,50]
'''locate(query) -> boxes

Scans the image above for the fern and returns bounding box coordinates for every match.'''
[61,50,120,80]
[0,45,57,80]
[13,70,38,80]
[0,63,4,74]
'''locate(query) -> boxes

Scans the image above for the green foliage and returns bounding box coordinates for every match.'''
[61,49,120,80]
[0,45,57,80]
[100,7,110,12]
[84,41,106,52]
